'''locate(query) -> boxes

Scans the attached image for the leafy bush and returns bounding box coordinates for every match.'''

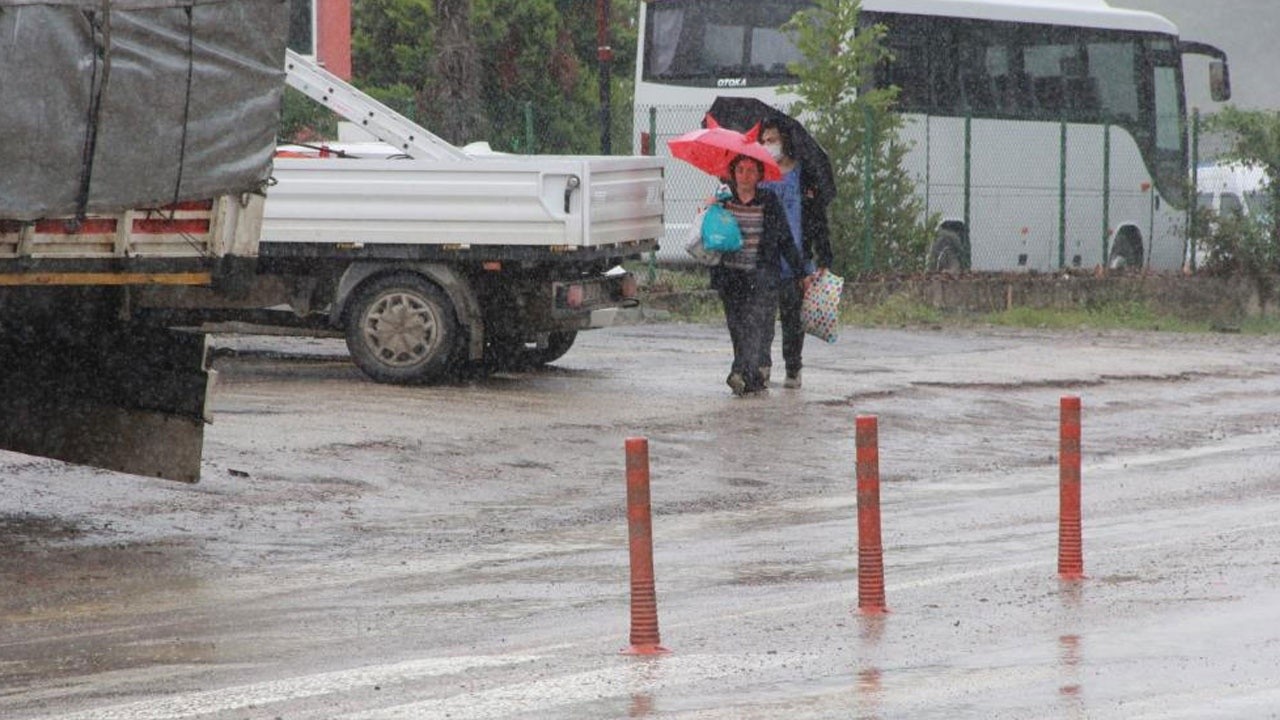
[1195,208,1278,310]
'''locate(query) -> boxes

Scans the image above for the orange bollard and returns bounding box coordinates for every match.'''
[622,437,670,655]
[1058,396,1085,580]
[856,416,888,613]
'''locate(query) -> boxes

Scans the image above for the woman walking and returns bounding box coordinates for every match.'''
[710,153,808,396]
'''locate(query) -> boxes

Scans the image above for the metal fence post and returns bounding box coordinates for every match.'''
[648,106,658,156]
[647,106,658,285]
[1189,108,1201,272]
[862,104,874,273]
[1103,123,1111,264]
[924,115,932,216]
[1059,118,1067,270]
[964,112,972,269]
[524,100,536,154]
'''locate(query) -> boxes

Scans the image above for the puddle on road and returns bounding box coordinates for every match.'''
[0,522,216,689]
[0,513,85,548]
[730,561,845,587]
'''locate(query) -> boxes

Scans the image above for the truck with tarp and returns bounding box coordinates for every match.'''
[0,0,288,481]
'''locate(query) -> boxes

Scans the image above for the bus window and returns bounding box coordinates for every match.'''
[642,0,810,86]
[704,21,746,74]
[752,25,799,76]
[1087,41,1139,123]
[1153,66,1182,154]
[957,37,996,113]
[647,6,685,77]
[873,13,932,112]
[1025,41,1081,117]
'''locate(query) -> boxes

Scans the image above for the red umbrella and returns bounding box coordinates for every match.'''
[667,115,781,182]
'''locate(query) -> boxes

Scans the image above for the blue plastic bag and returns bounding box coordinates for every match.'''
[701,204,743,253]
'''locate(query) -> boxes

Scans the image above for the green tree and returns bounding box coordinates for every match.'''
[429,0,486,144]
[279,87,338,143]
[472,0,598,153]
[783,0,934,277]
[348,0,639,153]
[555,0,641,153]
[351,0,433,120]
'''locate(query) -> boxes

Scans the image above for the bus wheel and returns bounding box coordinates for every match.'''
[928,229,966,273]
[1108,233,1144,271]
[344,273,460,384]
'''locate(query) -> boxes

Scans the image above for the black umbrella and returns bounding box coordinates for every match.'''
[704,96,836,207]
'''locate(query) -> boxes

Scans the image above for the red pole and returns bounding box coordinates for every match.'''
[622,437,669,655]
[1058,396,1085,579]
[856,416,888,613]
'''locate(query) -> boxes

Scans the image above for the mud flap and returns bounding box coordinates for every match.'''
[0,322,211,482]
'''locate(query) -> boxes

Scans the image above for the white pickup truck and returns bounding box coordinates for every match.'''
[229,51,666,384]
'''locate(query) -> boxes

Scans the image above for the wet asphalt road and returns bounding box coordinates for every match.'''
[2,322,1280,719]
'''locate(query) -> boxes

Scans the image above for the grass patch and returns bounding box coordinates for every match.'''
[630,265,1280,335]
[845,294,944,327]
[1230,314,1280,335]
[979,301,1210,333]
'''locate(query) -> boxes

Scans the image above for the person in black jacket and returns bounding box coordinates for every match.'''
[758,118,835,389]
[709,153,810,396]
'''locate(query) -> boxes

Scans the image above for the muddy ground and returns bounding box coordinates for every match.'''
[2,321,1279,719]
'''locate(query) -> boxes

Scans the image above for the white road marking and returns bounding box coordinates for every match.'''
[343,652,798,720]
[36,655,540,720]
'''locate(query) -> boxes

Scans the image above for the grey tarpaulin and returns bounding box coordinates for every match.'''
[0,0,288,220]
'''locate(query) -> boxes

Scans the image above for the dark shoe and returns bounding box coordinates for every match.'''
[727,372,746,396]
[784,370,802,389]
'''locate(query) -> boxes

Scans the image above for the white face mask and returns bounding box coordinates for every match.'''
[763,142,785,161]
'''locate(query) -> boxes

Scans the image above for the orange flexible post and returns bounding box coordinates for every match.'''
[856,416,888,613]
[1058,396,1085,580]
[622,437,669,655]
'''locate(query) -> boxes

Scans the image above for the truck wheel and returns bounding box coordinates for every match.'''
[344,273,460,384]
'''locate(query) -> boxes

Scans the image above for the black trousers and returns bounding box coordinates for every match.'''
[716,268,778,391]
[762,277,805,376]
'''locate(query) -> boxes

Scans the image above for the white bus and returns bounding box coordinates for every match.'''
[634,0,1231,272]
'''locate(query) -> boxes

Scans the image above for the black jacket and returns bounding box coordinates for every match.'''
[802,193,834,269]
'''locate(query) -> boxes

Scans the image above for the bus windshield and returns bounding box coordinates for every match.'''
[642,0,809,87]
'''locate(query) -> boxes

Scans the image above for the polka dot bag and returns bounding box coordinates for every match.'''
[800,270,843,344]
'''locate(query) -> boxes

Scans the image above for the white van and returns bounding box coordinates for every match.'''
[1196,161,1269,219]
[1187,161,1269,269]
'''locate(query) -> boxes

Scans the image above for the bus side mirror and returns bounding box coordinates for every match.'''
[1210,60,1231,102]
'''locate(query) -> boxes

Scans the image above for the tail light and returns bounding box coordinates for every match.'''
[639,131,651,156]
[566,284,585,309]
